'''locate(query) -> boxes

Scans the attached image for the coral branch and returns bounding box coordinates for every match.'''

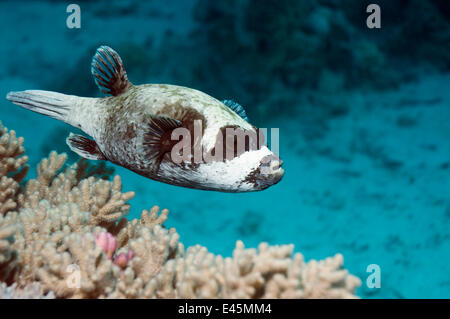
[0,176,20,215]
[0,282,54,299]
[0,122,29,216]
[0,121,28,181]
[0,213,17,281]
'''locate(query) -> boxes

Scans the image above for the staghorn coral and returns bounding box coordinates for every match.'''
[0,121,28,180]
[0,209,17,282]
[0,122,361,298]
[36,233,119,298]
[95,232,117,259]
[17,151,134,228]
[143,241,360,299]
[128,225,182,283]
[299,253,359,299]
[0,282,54,299]
[114,250,134,269]
[0,214,15,278]
[113,205,169,249]
[0,122,28,216]
[0,176,20,216]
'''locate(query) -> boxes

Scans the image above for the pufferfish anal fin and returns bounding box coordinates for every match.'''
[142,114,183,173]
[91,45,132,96]
[66,133,106,161]
[222,100,249,122]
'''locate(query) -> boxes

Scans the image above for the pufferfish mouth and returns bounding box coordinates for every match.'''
[271,159,284,171]
[271,160,284,179]
[260,155,284,176]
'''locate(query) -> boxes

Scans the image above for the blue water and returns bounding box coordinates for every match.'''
[1,0,449,298]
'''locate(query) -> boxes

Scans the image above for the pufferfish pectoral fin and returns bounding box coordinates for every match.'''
[142,114,183,173]
[66,133,106,161]
[91,45,132,96]
[222,100,249,122]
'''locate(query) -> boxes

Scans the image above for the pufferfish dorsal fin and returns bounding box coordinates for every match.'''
[222,100,249,122]
[66,133,106,160]
[91,46,132,96]
[143,114,183,173]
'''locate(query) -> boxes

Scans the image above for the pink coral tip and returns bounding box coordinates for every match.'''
[114,252,130,269]
[95,232,117,259]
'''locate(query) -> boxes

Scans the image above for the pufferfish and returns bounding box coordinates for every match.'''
[6,46,283,192]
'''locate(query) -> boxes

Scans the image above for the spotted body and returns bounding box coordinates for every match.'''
[6,46,283,192]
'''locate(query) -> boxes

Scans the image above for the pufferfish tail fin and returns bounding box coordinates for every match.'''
[6,90,74,124]
[91,45,132,96]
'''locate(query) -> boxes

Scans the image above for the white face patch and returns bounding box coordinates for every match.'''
[156,146,282,192]
[197,146,273,190]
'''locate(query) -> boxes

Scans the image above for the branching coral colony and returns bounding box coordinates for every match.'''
[0,121,361,298]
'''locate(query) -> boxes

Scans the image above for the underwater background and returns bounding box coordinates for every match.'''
[0,0,449,298]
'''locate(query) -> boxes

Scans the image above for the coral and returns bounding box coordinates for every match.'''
[0,122,361,298]
[128,226,182,283]
[17,151,134,229]
[0,214,16,281]
[36,233,119,298]
[0,122,28,216]
[144,241,360,299]
[114,250,134,269]
[299,253,361,298]
[0,282,54,299]
[95,232,117,259]
[0,121,28,181]
[113,205,169,249]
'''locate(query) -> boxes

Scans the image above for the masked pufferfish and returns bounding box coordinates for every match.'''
[6,46,284,192]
